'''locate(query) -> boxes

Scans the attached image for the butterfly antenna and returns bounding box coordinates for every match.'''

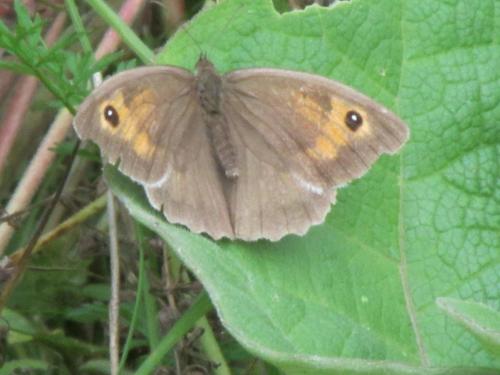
[173,1,248,59]
[212,2,248,43]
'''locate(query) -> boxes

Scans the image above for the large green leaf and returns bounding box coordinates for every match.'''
[105,0,500,373]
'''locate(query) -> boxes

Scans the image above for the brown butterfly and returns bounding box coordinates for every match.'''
[74,55,409,241]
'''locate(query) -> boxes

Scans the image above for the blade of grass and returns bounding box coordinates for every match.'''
[86,0,154,64]
[65,0,93,55]
[136,291,213,375]
[119,222,148,372]
[196,316,231,375]
[142,256,161,348]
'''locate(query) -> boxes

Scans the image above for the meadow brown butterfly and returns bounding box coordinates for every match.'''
[74,54,409,241]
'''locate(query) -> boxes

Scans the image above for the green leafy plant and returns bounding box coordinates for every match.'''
[0,0,116,112]
[106,0,500,373]
[1,0,498,374]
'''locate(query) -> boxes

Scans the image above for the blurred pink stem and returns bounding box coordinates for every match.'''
[0,13,66,176]
[0,0,148,255]
[95,0,146,59]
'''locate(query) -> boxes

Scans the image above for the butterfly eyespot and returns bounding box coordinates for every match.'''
[345,110,363,131]
[104,105,120,127]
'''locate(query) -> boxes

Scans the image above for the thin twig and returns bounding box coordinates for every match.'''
[107,190,120,375]
[7,194,107,264]
[0,139,80,312]
[0,106,74,254]
[0,194,56,225]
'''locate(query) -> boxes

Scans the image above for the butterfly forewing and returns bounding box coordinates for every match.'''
[224,68,409,187]
[74,66,194,185]
[218,68,408,240]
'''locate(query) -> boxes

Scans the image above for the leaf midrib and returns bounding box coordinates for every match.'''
[398,1,429,366]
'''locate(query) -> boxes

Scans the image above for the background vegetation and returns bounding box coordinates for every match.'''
[0,0,498,374]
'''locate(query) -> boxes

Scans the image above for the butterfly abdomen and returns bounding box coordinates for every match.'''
[206,114,239,179]
[196,57,239,179]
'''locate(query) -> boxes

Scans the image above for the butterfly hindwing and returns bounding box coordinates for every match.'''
[145,107,234,239]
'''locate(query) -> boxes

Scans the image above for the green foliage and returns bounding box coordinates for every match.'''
[2,0,498,373]
[105,0,500,373]
[0,0,117,112]
[0,359,49,374]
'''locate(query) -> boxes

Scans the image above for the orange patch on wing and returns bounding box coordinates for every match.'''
[307,136,337,160]
[99,89,156,159]
[291,90,372,160]
[292,90,326,127]
[134,132,153,157]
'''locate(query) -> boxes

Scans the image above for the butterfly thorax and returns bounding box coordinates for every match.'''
[195,56,222,113]
[195,56,239,179]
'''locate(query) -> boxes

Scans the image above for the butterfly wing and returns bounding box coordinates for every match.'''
[144,108,234,239]
[74,66,234,239]
[75,66,196,185]
[222,68,409,240]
